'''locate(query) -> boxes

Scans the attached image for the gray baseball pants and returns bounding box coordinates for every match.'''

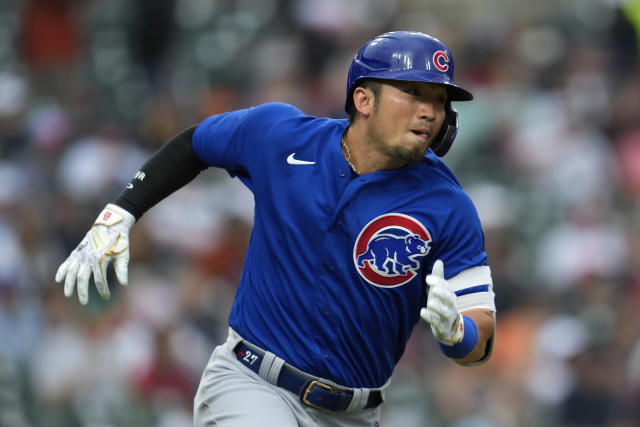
[194,329,384,426]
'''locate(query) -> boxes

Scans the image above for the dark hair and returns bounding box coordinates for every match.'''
[346,79,382,123]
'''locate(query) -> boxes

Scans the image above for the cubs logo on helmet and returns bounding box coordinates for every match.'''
[433,50,450,72]
[353,213,431,288]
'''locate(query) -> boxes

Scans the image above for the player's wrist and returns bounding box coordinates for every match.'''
[94,204,135,230]
[438,315,478,359]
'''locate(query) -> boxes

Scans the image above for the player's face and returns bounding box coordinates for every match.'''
[366,81,447,167]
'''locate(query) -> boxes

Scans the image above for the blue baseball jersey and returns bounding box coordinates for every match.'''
[193,102,492,388]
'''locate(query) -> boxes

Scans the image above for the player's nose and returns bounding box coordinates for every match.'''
[417,99,436,121]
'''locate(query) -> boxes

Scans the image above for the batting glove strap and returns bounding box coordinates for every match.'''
[442,312,465,345]
[438,315,478,359]
[94,203,135,228]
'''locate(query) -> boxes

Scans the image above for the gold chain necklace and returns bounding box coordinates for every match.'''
[341,136,360,175]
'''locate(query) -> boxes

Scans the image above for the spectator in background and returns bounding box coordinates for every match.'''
[129,0,176,89]
[18,0,83,98]
[18,0,82,69]
[133,325,196,420]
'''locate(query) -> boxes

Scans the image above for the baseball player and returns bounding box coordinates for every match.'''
[56,31,496,426]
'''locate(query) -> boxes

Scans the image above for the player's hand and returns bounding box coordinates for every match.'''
[55,204,135,305]
[420,260,464,346]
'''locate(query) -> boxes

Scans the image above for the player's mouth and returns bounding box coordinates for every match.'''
[410,128,430,141]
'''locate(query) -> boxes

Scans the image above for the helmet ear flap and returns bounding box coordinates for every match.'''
[430,103,459,157]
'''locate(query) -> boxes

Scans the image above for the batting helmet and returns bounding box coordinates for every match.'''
[345,31,473,157]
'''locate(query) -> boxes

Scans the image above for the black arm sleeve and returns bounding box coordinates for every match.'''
[113,125,208,220]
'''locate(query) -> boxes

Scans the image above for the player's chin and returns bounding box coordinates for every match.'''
[395,143,427,165]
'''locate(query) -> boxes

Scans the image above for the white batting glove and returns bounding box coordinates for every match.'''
[420,260,464,346]
[55,204,135,305]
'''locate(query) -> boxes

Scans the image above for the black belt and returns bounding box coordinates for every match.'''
[233,341,383,411]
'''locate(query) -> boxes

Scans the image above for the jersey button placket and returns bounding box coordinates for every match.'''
[338,169,347,177]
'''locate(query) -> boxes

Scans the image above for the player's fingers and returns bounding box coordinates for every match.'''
[432,259,444,278]
[425,275,445,287]
[426,298,446,320]
[425,264,446,288]
[55,258,71,283]
[92,261,111,301]
[77,268,90,305]
[427,284,450,304]
[63,260,80,298]
[113,253,129,286]
[430,293,456,318]
[422,309,448,339]
[428,284,456,309]
[76,263,92,300]
[420,307,433,323]
[430,324,448,342]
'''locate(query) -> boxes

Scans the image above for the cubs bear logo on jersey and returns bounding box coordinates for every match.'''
[353,213,431,287]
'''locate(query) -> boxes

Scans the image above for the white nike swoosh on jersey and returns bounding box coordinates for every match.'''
[287,153,316,165]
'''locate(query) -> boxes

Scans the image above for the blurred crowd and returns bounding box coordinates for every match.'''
[1,0,640,426]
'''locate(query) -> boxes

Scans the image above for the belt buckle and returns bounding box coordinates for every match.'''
[302,380,335,410]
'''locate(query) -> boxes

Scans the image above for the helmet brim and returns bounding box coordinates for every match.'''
[360,70,474,101]
[446,85,474,101]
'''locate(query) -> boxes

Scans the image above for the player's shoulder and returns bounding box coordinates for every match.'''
[247,102,305,120]
[243,102,323,132]
[251,102,344,135]
[196,102,302,132]
[420,150,463,189]
[252,102,303,113]
[416,150,477,206]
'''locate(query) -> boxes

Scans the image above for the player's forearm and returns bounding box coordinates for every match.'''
[114,125,208,220]
[454,308,495,366]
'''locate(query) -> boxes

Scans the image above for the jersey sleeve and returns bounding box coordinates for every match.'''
[433,190,496,312]
[192,102,303,175]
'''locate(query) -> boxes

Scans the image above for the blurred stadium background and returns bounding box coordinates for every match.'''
[1,0,640,426]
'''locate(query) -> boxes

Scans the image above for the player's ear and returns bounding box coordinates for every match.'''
[353,86,375,117]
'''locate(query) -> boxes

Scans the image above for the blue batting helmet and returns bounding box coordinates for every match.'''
[345,31,473,157]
